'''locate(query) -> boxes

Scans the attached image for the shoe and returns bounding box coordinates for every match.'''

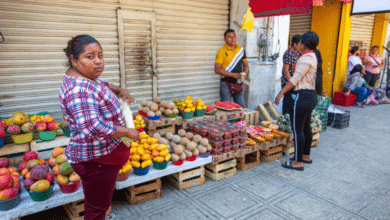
[354,102,365,108]
[290,156,312,164]
[281,161,304,171]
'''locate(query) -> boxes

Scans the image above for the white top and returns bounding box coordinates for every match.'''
[347,55,363,73]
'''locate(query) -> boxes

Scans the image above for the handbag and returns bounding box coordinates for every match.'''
[224,81,243,94]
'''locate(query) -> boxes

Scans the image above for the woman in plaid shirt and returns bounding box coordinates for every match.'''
[60,35,139,220]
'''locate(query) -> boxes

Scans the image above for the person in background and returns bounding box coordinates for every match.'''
[60,35,140,220]
[363,46,385,87]
[274,32,319,171]
[281,35,301,115]
[215,29,249,108]
[348,46,364,74]
[344,64,371,107]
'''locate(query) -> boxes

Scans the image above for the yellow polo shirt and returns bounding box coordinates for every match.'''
[215,44,247,71]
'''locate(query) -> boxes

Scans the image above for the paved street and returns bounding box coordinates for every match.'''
[23,104,390,220]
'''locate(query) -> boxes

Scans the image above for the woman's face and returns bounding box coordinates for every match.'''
[371,47,379,55]
[71,42,104,80]
[298,41,306,53]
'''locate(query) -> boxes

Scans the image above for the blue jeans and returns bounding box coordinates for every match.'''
[220,81,245,107]
[344,87,371,104]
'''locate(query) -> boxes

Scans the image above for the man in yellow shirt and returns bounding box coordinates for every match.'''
[215,29,249,107]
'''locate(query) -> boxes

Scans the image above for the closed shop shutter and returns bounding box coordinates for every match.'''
[289,13,312,43]
[0,0,120,121]
[350,14,375,52]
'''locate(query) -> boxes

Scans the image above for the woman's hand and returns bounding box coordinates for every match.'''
[274,93,283,105]
[127,128,140,141]
[344,90,351,97]
[118,88,135,105]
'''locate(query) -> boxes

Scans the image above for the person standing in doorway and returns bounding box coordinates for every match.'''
[215,29,249,108]
[363,46,385,87]
[281,35,301,115]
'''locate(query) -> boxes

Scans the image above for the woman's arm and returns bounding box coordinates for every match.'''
[274,81,294,105]
[108,84,135,104]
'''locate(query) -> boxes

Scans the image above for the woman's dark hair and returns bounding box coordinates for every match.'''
[224,29,235,38]
[291,35,301,46]
[350,46,359,55]
[64,35,101,67]
[301,32,319,50]
[350,64,363,74]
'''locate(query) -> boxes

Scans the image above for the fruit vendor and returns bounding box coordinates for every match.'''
[59,35,140,220]
[215,29,249,107]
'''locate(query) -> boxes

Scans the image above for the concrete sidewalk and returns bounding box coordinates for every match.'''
[23,104,390,220]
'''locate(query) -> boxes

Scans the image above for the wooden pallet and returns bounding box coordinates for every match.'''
[257,101,280,122]
[282,146,295,155]
[168,165,205,190]
[260,152,283,162]
[63,199,112,220]
[243,108,260,126]
[124,178,161,204]
[0,142,30,157]
[145,124,175,136]
[261,145,283,156]
[205,158,237,181]
[181,115,216,129]
[311,139,320,147]
[236,151,260,171]
[30,136,70,159]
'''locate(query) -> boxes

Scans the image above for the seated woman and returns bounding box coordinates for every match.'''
[344,64,371,107]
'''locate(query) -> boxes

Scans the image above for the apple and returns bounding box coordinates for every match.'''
[35,121,47,132]
[47,121,59,131]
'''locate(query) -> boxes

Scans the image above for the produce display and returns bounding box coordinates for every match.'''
[138,98,178,119]
[187,120,246,155]
[205,104,217,115]
[133,115,145,132]
[0,158,21,201]
[213,101,242,110]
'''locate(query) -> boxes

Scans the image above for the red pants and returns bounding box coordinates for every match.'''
[71,161,121,220]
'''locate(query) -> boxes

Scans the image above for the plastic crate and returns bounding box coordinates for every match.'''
[332,92,358,107]
[327,110,350,129]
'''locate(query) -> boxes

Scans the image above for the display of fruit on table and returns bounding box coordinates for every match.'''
[214,101,242,110]
[129,133,154,169]
[138,98,178,118]
[0,166,21,200]
[133,115,145,130]
[195,99,207,111]
[46,147,81,186]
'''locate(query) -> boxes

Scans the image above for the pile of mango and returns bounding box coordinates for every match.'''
[133,115,145,130]
[129,133,155,169]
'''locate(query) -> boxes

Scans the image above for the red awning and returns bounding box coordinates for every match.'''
[250,0,352,17]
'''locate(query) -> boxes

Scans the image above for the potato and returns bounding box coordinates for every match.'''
[159,107,166,112]
[206,144,212,151]
[172,135,181,144]
[186,142,197,151]
[192,148,199,156]
[171,154,180,162]
[173,145,184,155]
[147,111,155,117]
[165,132,174,140]
[150,103,159,112]
[200,138,209,146]
[170,141,177,148]
[179,152,186,160]
[184,149,193,158]
[172,109,179,114]
[140,99,147,106]
[155,111,162,116]
[146,101,153,107]
[165,109,172,115]
[178,129,186,137]
[153,97,161,104]
[193,135,202,143]
[185,132,194,140]
[167,102,175,110]
[138,105,144,111]
[143,107,150,113]
[153,133,161,139]
[180,137,190,146]
[197,145,207,153]
[160,101,168,108]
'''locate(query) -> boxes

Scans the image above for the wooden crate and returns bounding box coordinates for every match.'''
[215,109,244,122]
[0,142,30,157]
[124,178,161,204]
[236,151,260,171]
[205,158,237,181]
[30,136,70,159]
[243,108,260,126]
[311,139,320,147]
[145,124,175,136]
[257,101,280,122]
[181,115,216,129]
[143,116,182,130]
[168,166,205,190]
[211,150,239,165]
[283,146,295,155]
[261,145,283,156]
[63,199,112,220]
[260,152,283,162]
[5,152,25,167]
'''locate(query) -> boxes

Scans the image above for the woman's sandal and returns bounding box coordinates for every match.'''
[290,156,312,164]
[354,103,365,108]
[282,161,304,171]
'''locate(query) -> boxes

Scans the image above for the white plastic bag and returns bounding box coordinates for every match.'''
[119,98,135,147]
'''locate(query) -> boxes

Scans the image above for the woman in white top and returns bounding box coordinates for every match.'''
[348,46,363,74]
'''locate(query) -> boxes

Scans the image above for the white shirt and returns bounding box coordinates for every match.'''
[347,55,363,73]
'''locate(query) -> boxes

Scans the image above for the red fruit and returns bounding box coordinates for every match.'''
[0,188,18,200]
[23,151,39,162]
[0,168,10,176]
[21,169,29,178]
[45,173,55,185]
[35,121,47,132]
[0,158,10,168]
[47,121,59,131]
[0,129,5,138]
[43,114,54,123]
[13,181,21,191]
[7,125,21,135]
[38,158,46,166]
[0,120,7,130]
[11,175,20,183]
[0,175,14,190]
[23,178,35,190]
[8,167,18,173]
[47,158,56,167]
[18,162,27,172]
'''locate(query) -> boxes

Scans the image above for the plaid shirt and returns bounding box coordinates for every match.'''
[59,75,125,164]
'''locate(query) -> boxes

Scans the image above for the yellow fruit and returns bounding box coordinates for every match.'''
[141,154,151,161]
[141,124,145,128]
[136,115,142,121]
[139,133,148,139]
[140,139,147,144]
[136,147,144,155]
[144,143,151,149]
[196,106,203,110]
[184,108,191,113]
[131,142,139,148]
[131,161,140,168]
[159,149,169,157]
[165,154,171,161]
[130,147,137,154]
[141,160,152,168]
[119,169,123,174]
[203,106,207,110]
[153,156,165,163]
[156,144,168,151]
[191,108,196,112]
[131,154,141,161]
[152,150,160,157]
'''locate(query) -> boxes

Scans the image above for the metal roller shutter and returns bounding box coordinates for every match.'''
[289,13,312,42]
[0,0,120,121]
[350,14,375,52]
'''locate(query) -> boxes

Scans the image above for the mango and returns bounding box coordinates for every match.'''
[0,188,18,200]
[141,160,152,168]
[30,179,50,192]
[56,174,69,185]
[55,153,66,165]
[69,172,81,183]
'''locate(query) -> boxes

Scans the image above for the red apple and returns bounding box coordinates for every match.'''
[35,121,47,132]
[47,121,59,131]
